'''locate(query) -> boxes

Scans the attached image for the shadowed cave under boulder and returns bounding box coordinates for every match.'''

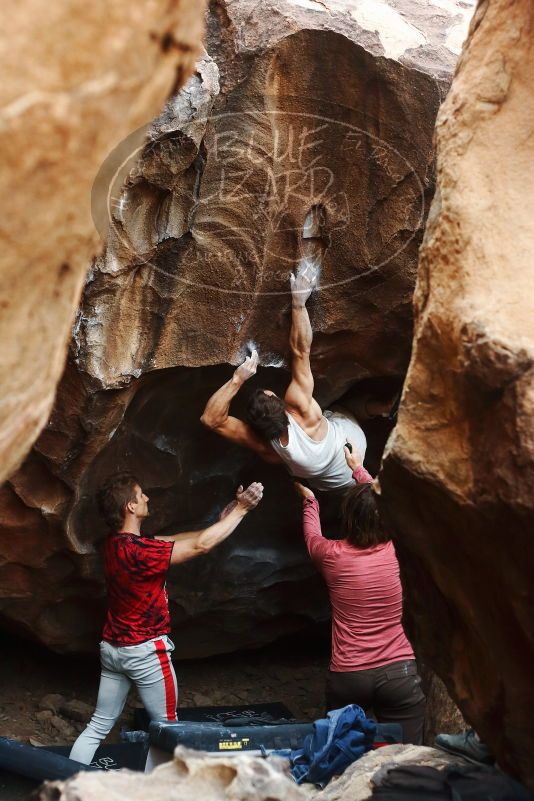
[60,366,401,658]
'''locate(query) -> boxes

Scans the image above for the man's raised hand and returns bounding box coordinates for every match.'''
[236,482,264,511]
[234,349,259,384]
[290,259,318,307]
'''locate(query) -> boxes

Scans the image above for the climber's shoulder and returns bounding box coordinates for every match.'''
[207,415,283,464]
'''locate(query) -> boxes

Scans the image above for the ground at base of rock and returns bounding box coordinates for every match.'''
[0,634,327,749]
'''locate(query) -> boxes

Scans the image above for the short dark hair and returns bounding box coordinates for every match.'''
[98,473,140,530]
[246,389,288,440]
[340,483,390,548]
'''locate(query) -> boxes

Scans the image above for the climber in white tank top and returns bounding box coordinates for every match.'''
[269,408,367,492]
[201,207,392,491]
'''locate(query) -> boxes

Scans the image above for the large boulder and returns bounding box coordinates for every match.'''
[1,0,472,655]
[0,0,207,485]
[37,744,470,801]
[37,746,304,801]
[380,0,534,787]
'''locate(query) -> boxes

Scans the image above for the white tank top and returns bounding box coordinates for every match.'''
[270,410,367,492]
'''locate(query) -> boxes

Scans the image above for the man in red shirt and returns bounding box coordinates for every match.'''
[70,473,263,764]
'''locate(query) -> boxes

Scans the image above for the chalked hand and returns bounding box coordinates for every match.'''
[290,259,318,306]
[234,349,258,383]
[236,482,264,511]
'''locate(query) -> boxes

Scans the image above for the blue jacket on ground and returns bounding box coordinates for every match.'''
[274,704,376,787]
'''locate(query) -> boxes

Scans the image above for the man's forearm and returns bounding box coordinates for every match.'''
[157,506,247,555]
[196,505,248,552]
[290,303,313,357]
[201,375,243,428]
[156,530,200,544]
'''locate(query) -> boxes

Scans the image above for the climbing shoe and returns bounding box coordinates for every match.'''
[435,729,495,766]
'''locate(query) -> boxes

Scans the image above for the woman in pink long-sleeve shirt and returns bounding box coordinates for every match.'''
[295,446,425,744]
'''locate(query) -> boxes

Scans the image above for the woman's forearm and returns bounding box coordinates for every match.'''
[352,465,374,484]
[301,497,334,562]
[302,497,323,541]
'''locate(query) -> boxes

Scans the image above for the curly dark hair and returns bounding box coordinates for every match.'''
[340,483,390,548]
[246,389,288,440]
[98,473,140,530]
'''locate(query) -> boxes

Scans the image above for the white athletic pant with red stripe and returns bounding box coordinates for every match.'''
[69,635,178,764]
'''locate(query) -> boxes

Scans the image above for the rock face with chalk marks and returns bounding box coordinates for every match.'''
[0,0,207,487]
[380,0,534,788]
[1,0,472,657]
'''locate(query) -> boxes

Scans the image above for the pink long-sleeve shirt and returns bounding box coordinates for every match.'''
[302,466,414,672]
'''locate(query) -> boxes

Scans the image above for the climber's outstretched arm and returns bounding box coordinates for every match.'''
[284,265,323,424]
[200,352,282,464]
[156,482,264,564]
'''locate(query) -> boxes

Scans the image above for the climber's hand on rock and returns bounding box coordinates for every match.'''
[344,443,363,472]
[236,482,264,511]
[290,259,318,307]
[294,481,315,500]
[234,349,258,384]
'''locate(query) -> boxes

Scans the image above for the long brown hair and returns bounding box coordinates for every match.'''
[340,483,389,548]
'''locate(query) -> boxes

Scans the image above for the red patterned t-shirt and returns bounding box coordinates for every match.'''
[102,532,174,646]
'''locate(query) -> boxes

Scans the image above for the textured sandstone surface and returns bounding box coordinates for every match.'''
[37,744,467,801]
[1,0,472,658]
[420,668,465,745]
[380,0,534,787]
[79,0,472,389]
[0,0,207,485]
[308,743,468,800]
[38,747,304,801]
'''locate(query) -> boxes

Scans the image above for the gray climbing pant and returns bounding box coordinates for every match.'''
[69,635,178,765]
